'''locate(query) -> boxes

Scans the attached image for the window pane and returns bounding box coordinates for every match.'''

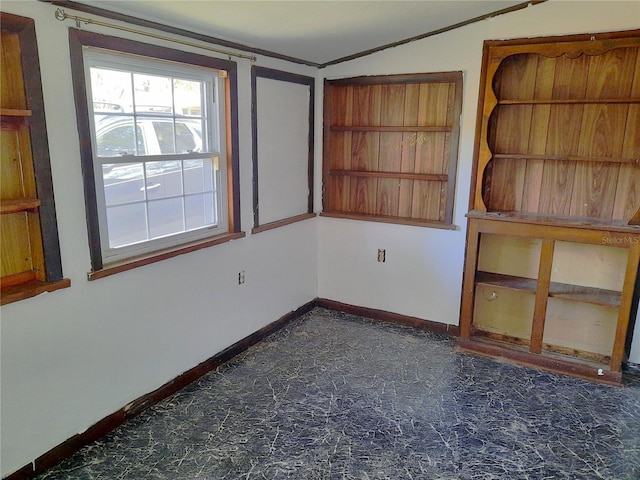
[106,203,147,248]
[145,161,183,200]
[184,158,214,194]
[133,73,172,115]
[185,193,215,230]
[103,162,145,205]
[151,120,176,154]
[90,68,132,114]
[175,121,199,153]
[148,198,184,238]
[174,79,202,117]
[95,116,145,157]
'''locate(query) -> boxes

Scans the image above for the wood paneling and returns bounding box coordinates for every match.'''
[484,45,640,222]
[323,73,462,226]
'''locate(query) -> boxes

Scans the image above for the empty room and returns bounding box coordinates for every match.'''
[1,1,639,478]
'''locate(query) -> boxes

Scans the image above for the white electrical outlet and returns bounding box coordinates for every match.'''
[377,249,386,262]
[238,271,245,284]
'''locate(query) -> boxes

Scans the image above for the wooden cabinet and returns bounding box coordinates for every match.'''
[459,30,640,385]
[1,13,68,305]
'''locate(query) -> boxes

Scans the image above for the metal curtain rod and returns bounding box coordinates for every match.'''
[54,8,257,62]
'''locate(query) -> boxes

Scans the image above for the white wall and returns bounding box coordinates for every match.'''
[0,1,318,476]
[317,1,640,324]
[2,0,640,477]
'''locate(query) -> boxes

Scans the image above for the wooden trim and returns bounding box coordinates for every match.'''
[42,0,321,67]
[250,66,315,230]
[458,338,622,386]
[4,300,317,480]
[251,213,316,235]
[319,212,458,230]
[1,278,71,306]
[68,29,242,272]
[88,232,245,280]
[316,298,460,337]
[482,28,640,49]
[326,71,463,86]
[318,1,548,68]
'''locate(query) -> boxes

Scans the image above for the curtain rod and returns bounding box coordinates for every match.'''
[54,8,257,62]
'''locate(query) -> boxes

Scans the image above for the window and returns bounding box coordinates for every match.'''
[322,72,463,228]
[1,12,69,305]
[69,30,242,278]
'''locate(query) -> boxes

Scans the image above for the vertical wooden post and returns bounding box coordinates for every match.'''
[530,239,555,354]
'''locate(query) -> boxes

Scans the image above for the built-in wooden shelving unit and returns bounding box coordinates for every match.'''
[459,29,640,385]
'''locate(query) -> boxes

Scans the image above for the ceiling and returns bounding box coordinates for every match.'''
[69,1,537,66]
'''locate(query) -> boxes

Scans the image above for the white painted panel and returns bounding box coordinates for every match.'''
[256,77,310,225]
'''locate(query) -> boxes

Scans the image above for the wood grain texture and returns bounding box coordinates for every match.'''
[324,74,461,223]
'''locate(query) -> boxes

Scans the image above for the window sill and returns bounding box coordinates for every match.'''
[320,212,458,230]
[1,278,71,306]
[89,231,246,281]
[252,213,316,234]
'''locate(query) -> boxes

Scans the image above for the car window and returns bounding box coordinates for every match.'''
[97,122,146,156]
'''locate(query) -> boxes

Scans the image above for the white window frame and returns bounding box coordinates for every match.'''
[83,48,229,264]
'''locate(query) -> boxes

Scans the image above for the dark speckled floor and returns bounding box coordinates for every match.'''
[37,308,640,479]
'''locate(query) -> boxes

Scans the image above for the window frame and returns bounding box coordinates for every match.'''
[322,72,463,229]
[69,29,243,279]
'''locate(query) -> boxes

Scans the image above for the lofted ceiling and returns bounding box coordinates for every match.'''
[65,0,541,66]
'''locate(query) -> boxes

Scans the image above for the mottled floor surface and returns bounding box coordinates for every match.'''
[37,308,640,479]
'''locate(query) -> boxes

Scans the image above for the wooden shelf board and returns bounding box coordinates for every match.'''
[0,108,32,117]
[330,125,452,132]
[549,283,621,308]
[492,153,638,164]
[1,278,71,306]
[0,198,41,214]
[328,170,448,182]
[475,271,537,293]
[467,210,640,234]
[475,271,621,307]
[498,98,640,105]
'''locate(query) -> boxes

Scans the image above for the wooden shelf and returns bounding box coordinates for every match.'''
[0,198,41,214]
[330,125,452,132]
[475,271,536,293]
[476,271,622,308]
[467,210,640,234]
[498,98,640,105]
[0,108,32,117]
[1,278,71,306]
[328,170,448,182]
[492,153,639,165]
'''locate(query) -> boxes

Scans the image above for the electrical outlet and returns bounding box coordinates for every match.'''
[238,271,245,284]
[377,249,386,263]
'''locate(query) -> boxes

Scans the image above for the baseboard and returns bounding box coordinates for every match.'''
[4,299,317,480]
[4,298,457,480]
[315,298,460,337]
